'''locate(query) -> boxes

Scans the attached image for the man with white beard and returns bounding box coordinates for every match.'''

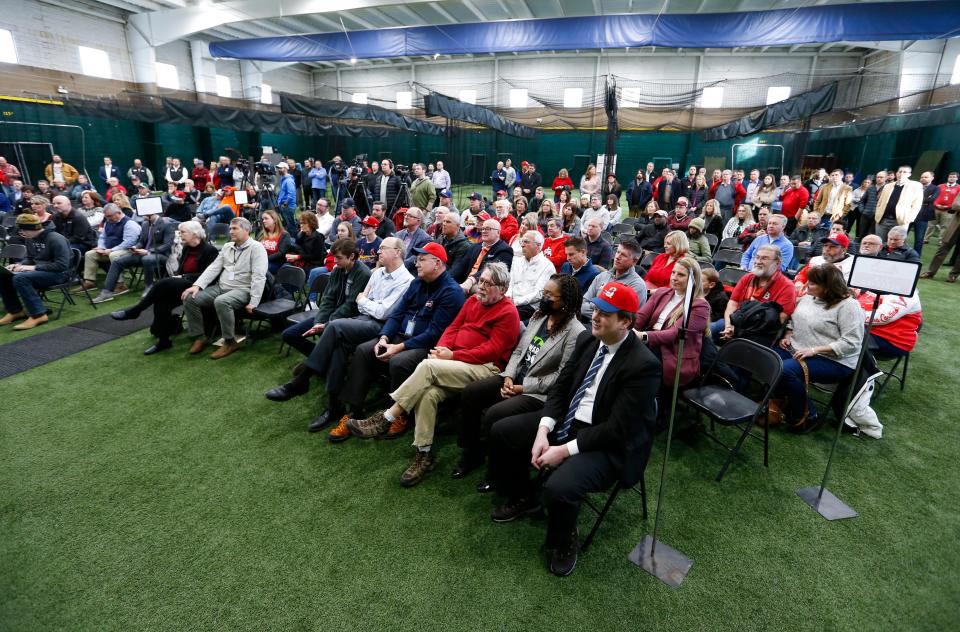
[710,244,798,341]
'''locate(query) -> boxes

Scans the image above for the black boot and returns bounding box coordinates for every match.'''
[309,396,344,432]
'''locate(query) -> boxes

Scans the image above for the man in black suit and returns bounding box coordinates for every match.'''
[486,281,661,577]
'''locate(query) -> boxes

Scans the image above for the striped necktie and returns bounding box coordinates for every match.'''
[554,345,608,443]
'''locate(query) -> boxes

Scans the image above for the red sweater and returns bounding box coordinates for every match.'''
[781,186,810,219]
[644,253,678,289]
[552,177,574,195]
[438,295,520,369]
[498,213,519,244]
[542,235,569,271]
[708,180,746,208]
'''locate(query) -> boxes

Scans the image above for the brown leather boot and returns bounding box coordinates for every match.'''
[210,340,240,359]
[189,339,207,355]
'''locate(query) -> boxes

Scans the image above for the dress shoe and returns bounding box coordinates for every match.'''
[919,271,934,279]
[0,311,26,326]
[265,381,309,402]
[451,453,484,479]
[13,314,48,330]
[210,341,240,359]
[113,282,129,296]
[143,340,173,355]
[308,410,332,432]
[475,481,494,494]
[189,339,207,355]
[948,274,958,283]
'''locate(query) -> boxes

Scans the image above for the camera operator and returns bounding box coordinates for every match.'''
[409,163,435,213]
[275,162,299,235]
[371,159,403,215]
[365,161,380,191]
[346,165,371,217]
[328,155,348,210]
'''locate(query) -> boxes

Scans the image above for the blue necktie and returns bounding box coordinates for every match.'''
[554,345,608,443]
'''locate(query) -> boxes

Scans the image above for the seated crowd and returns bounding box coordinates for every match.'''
[1,153,936,576]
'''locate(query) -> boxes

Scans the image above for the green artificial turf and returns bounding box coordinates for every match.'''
[2,238,959,631]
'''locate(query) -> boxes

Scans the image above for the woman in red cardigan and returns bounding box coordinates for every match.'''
[634,256,710,387]
[552,168,574,202]
[644,230,690,290]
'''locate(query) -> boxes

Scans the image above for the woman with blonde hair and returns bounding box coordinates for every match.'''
[259,209,294,274]
[644,230,690,289]
[634,256,710,387]
[579,163,600,198]
[510,212,543,256]
[551,168,574,202]
[537,198,556,232]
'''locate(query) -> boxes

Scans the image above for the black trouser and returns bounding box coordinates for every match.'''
[128,276,191,341]
[488,414,617,548]
[458,375,544,457]
[340,335,428,413]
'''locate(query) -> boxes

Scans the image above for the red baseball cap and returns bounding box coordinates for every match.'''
[590,281,640,314]
[361,215,380,228]
[412,241,448,263]
[821,233,850,249]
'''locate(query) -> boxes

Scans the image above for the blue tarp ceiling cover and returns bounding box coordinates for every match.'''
[209,1,960,62]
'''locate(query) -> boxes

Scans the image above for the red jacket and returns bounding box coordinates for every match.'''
[708,180,746,208]
[438,295,520,369]
[498,213,520,244]
[644,253,678,289]
[781,185,810,219]
[192,167,211,189]
[552,177,574,195]
[542,235,569,271]
[635,287,711,387]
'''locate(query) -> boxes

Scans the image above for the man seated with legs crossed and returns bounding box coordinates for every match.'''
[0,214,72,330]
[486,282,661,577]
[181,217,268,359]
[337,242,465,440]
[92,207,175,303]
[81,202,141,293]
[347,262,520,486]
[265,239,410,439]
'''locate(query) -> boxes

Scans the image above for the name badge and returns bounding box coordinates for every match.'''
[228,271,236,281]
[404,318,416,336]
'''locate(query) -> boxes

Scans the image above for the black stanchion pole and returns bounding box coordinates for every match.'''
[796,294,880,520]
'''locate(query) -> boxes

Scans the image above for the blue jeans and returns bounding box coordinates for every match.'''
[1,269,69,316]
[278,205,298,236]
[912,220,928,255]
[201,205,235,225]
[870,333,908,359]
[306,266,330,302]
[774,347,853,421]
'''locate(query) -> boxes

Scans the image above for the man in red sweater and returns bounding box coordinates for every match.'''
[347,260,521,486]
[780,174,811,234]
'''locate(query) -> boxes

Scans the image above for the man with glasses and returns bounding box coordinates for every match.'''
[264,237,412,438]
[337,242,465,440]
[460,218,513,295]
[396,206,432,269]
[712,244,796,341]
[740,213,793,272]
[347,261,520,487]
[506,230,555,322]
[667,197,693,231]
[0,213,72,330]
[581,239,647,320]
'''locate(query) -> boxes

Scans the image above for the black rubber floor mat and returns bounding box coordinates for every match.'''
[0,327,116,379]
[69,310,153,336]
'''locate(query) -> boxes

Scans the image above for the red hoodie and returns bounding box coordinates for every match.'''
[542,234,569,271]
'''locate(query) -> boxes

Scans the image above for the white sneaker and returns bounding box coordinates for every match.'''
[91,291,115,304]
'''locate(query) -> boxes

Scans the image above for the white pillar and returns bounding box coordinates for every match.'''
[190,41,217,94]
[126,21,156,88]
[240,61,263,102]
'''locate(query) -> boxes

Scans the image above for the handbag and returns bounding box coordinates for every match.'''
[761,357,809,428]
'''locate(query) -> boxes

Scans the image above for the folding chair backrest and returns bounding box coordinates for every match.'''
[309,271,329,296]
[1,243,27,262]
[611,223,635,235]
[719,237,740,250]
[713,249,743,266]
[718,267,748,287]
[274,265,307,293]
[2,214,17,228]
[640,251,657,269]
[208,223,231,242]
[713,339,782,389]
[706,233,719,250]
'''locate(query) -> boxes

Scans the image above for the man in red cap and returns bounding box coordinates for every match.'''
[347,261,520,487]
[486,281,661,577]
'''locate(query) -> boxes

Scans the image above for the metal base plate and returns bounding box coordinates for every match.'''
[629,535,693,588]
[796,486,858,521]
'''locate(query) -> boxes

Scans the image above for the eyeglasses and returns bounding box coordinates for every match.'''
[477,278,498,287]
[377,246,400,252]
[480,227,498,232]
[676,202,688,206]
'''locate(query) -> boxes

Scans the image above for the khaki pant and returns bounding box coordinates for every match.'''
[83,248,130,283]
[924,209,951,242]
[390,359,500,448]
[183,285,250,342]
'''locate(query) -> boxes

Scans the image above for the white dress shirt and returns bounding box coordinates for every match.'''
[357,264,414,320]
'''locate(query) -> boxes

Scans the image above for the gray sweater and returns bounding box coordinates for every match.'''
[789,295,865,369]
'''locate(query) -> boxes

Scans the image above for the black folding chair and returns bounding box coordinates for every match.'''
[1,213,17,228]
[208,223,231,249]
[610,223,636,236]
[246,265,307,343]
[640,251,657,270]
[682,339,783,481]
[718,237,740,251]
[1,243,26,265]
[718,267,748,288]
[713,249,743,267]
[581,440,652,552]
[621,217,642,227]
[41,248,96,318]
[279,272,329,355]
